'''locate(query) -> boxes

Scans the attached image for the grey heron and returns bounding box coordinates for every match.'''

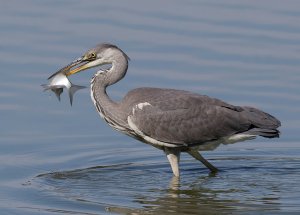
[63,43,281,177]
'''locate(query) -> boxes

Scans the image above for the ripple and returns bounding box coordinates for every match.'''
[1,0,300,214]
[30,149,300,214]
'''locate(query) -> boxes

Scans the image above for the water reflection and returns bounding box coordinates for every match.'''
[129,175,239,215]
[34,154,288,215]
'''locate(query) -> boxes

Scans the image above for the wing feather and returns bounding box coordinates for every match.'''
[128,97,250,146]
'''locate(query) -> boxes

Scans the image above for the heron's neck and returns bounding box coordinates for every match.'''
[104,54,128,87]
[90,55,129,127]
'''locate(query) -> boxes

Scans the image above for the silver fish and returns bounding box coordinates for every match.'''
[42,72,86,106]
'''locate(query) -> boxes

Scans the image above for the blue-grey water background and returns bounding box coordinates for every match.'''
[1,0,300,214]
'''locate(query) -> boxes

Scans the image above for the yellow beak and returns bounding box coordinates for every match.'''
[66,61,91,76]
[48,57,88,79]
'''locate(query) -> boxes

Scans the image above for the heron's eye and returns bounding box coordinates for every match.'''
[90,53,96,59]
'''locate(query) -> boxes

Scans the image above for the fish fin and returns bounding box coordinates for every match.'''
[57,93,61,101]
[41,84,51,91]
[69,90,73,106]
[68,85,86,106]
[54,88,63,101]
[41,84,64,101]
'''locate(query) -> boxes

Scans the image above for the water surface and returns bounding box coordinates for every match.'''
[0,0,300,214]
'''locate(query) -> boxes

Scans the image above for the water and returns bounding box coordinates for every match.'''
[1,0,300,214]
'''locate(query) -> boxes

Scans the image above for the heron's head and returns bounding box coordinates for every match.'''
[65,43,129,76]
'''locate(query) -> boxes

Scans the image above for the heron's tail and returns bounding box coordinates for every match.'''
[242,106,281,138]
[244,128,280,138]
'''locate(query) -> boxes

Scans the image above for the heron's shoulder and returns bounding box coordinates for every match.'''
[122,87,242,112]
[122,87,203,110]
[122,87,192,104]
[124,87,195,98]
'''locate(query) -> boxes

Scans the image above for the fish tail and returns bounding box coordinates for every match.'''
[68,85,86,105]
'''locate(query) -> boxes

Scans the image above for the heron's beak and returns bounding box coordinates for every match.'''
[66,60,91,76]
[48,57,86,79]
[66,54,99,76]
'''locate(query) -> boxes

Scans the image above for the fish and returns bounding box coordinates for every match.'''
[42,72,86,106]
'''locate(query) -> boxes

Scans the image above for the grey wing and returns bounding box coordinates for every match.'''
[127,101,250,146]
[124,88,280,147]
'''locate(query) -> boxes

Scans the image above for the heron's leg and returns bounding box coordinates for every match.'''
[187,150,218,173]
[164,147,181,177]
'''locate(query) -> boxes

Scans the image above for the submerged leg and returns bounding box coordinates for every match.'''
[187,150,218,173]
[164,147,181,177]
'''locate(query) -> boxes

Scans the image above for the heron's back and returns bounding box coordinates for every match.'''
[121,87,280,147]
